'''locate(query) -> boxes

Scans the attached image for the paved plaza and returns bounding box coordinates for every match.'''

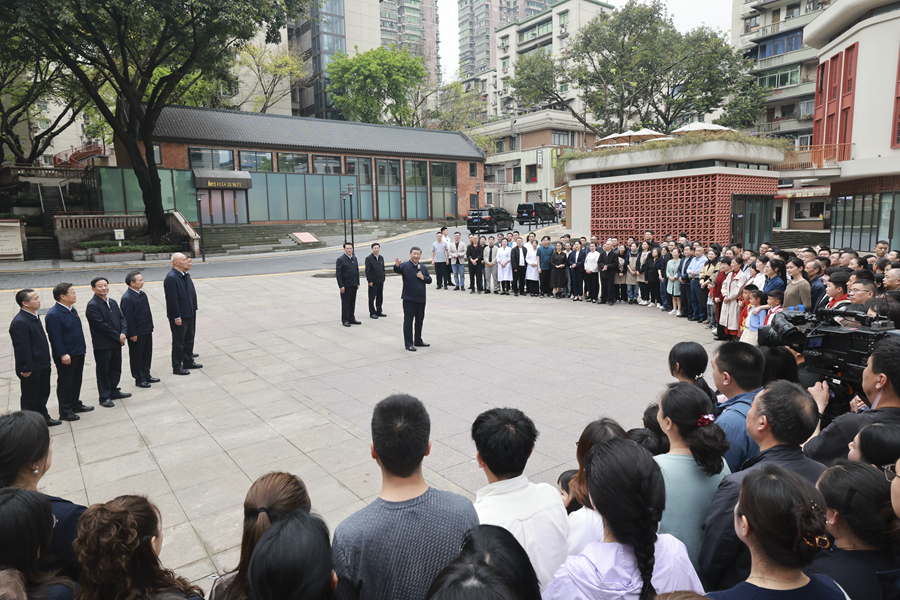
[1,255,716,593]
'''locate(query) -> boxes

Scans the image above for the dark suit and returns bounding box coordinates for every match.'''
[8,309,52,417]
[365,252,386,316]
[393,260,432,347]
[45,303,87,415]
[466,243,484,291]
[809,276,826,312]
[510,245,528,295]
[599,250,618,304]
[86,295,127,401]
[164,267,198,368]
[336,252,360,323]
[45,495,87,581]
[569,248,587,296]
[120,288,154,383]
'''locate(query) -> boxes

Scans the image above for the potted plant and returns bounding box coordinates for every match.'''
[445,213,458,225]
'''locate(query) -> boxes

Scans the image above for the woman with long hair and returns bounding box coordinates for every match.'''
[74,495,203,600]
[636,241,653,305]
[667,342,717,405]
[616,243,628,303]
[655,383,731,570]
[544,439,703,600]
[666,247,683,316]
[0,488,75,600]
[210,472,311,600]
[699,248,720,325]
[549,241,567,298]
[0,411,85,581]
[784,258,811,310]
[811,461,900,599]
[646,246,663,308]
[708,465,845,599]
[764,258,787,295]
[849,423,900,467]
[721,257,748,340]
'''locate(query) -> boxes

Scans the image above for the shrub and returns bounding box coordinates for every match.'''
[0,213,26,221]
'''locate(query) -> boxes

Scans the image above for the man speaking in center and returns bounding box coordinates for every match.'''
[394,246,432,352]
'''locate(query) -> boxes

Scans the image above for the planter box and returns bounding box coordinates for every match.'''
[71,249,88,262]
[86,248,99,258]
[93,251,143,263]
[143,253,173,261]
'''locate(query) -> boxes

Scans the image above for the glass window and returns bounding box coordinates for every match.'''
[559,11,568,25]
[509,136,518,151]
[345,157,372,185]
[377,159,400,186]
[551,130,573,145]
[526,165,537,183]
[278,153,309,173]
[469,162,477,178]
[744,16,758,34]
[786,3,800,18]
[240,151,273,172]
[406,161,428,186]
[153,145,162,165]
[313,155,341,174]
[495,139,505,153]
[512,167,521,183]
[189,148,235,170]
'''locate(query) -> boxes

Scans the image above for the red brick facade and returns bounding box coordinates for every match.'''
[590,173,778,245]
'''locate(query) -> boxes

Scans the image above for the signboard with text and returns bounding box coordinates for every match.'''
[0,219,25,261]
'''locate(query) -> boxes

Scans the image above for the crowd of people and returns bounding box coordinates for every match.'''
[3,331,900,600]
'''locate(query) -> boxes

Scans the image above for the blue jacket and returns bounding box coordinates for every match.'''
[569,248,586,271]
[687,255,709,279]
[8,310,51,374]
[764,276,786,295]
[718,388,762,473]
[120,288,154,336]
[45,303,87,358]
[536,244,554,270]
[163,268,198,320]
[85,295,127,351]
[393,260,432,303]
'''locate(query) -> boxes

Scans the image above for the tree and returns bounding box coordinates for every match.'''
[1,0,312,241]
[326,45,428,126]
[433,81,486,131]
[715,81,768,129]
[232,43,309,113]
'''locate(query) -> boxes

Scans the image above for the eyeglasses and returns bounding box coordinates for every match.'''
[881,463,897,483]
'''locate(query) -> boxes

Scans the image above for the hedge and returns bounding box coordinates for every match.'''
[83,244,180,254]
[0,213,26,220]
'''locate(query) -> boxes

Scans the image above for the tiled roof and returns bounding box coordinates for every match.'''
[152,105,485,161]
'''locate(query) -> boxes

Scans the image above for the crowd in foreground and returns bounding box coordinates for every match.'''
[3,333,900,600]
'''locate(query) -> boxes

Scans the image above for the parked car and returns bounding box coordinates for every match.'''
[516,202,558,226]
[467,207,515,233]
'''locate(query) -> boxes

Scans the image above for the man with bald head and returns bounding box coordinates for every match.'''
[164,253,202,375]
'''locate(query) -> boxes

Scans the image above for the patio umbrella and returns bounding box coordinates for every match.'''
[597,128,667,144]
[671,122,736,135]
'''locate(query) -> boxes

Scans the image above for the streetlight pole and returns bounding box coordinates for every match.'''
[193,192,206,262]
[347,183,356,248]
[340,190,347,244]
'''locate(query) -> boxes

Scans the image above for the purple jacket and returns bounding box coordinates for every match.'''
[542,534,703,600]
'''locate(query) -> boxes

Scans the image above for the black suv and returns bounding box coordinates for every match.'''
[516,202,558,226]
[467,207,514,233]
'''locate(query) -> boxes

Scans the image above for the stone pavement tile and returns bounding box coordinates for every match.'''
[160,452,243,492]
[192,408,260,434]
[87,469,173,505]
[81,450,158,488]
[266,410,331,438]
[427,408,474,441]
[305,436,372,474]
[151,435,224,468]
[330,461,382,499]
[210,421,281,451]
[153,491,190,527]
[139,420,210,448]
[247,398,306,420]
[241,451,330,484]
[523,451,567,481]
[190,504,244,556]
[130,404,196,429]
[175,474,250,521]
[65,403,133,429]
[39,467,85,498]
[306,474,362,513]
[422,467,475,501]
[282,422,357,454]
[227,437,302,471]
[433,461,484,496]
[211,546,241,575]
[425,440,472,472]
[76,430,148,465]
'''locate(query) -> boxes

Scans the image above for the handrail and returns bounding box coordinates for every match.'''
[37,185,44,213]
[57,183,67,212]
[776,143,853,170]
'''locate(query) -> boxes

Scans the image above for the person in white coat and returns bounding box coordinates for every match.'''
[497,238,513,295]
[526,240,540,297]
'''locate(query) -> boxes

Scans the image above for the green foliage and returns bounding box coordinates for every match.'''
[715,82,769,129]
[0,213,26,220]
[77,240,179,253]
[326,45,428,125]
[234,43,309,113]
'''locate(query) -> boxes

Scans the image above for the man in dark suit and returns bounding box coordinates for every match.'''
[45,283,94,421]
[466,237,484,294]
[365,243,387,319]
[8,289,58,425]
[120,271,158,388]
[164,253,202,375]
[336,242,361,327]
[393,246,432,351]
[599,241,618,306]
[85,277,130,408]
[510,238,528,297]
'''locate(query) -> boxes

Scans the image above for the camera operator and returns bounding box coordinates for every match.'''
[804,336,900,466]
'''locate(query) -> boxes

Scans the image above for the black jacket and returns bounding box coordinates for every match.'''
[8,310,51,373]
[510,245,528,272]
[699,445,827,591]
[599,250,618,278]
[85,295,127,351]
[336,253,360,288]
[163,268,198,320]
[393,260,432,303]
[466,243,483,267]
[365,253,386,284]
[569,248,586,271]
[120,289,154,337]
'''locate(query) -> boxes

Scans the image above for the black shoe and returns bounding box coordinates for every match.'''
[46,417,62,427]
[470,289,475,294]
[147,376,160,383]
[192,353,199,358]
[454,286,460,290]
[111,392,132,399]
[414,341,430,347]
[370,314,379,319]
[59,413,80,422]
[136,381,151,388]
[183,362,203,369]
[437,286,443,290]
[514,292,519,297]
[376,312,387,317]
[342,321,351,327]
[461,287,466,291]
[494,291,499,294]
[173,367,191,375]
[99,400,115,408]
[73,404,94,413]
[406,345,417,351]
[608,301,615,306]
[350,320,362,325]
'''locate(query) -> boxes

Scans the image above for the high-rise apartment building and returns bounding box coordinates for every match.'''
[381,0,441,80]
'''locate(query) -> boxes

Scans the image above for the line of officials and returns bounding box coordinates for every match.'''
[7,253,203,426]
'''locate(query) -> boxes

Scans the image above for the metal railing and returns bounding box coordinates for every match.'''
[756,46,815,69]
[0,165,86,182]
[776,143,853,170]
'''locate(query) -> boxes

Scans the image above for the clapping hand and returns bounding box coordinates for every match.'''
[395,258,401,266]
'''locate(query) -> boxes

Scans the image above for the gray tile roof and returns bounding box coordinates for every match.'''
[153,105,485,161]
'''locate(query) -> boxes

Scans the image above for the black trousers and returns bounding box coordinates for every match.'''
[402,300,426,346]
[127,333,153,382]
[600,277,614,303]
[469,265,484,291]
[434,262,448,289]
[340,286,358,322]
[169,316,196,368]
[513,269,527,294]
[18,367,51,418]
[539,270,552,295]
[571,269,584,297]
[53,353,84,414]
[585,273,599,300]
[368,282,384,315]
[94,347,122,401]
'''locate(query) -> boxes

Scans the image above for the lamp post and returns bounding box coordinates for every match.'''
[193,192,206,262]
[340,183,357,247]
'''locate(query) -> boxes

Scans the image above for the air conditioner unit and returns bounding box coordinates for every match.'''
[559,25,566,34]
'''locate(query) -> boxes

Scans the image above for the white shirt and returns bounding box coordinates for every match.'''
[566,506,606,556]
[474,474,569,590]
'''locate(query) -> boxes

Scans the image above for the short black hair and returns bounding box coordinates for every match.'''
[125,271,141,286]
[768,290,784,305]
[15,289,35,307]
[755,380,819,446]
[829,271,850,293]
[541,235,550,241]
[714,342,765,392]
[471,408,538,479]
[871,337,900,398]
[343,242,353,249]
[853,269,875,282]
[90,276,108,288]
[877,240,890,246]
[371,394,430,477]
[371,242,380,249]
[52,282,73,301]
[410,246,421,254]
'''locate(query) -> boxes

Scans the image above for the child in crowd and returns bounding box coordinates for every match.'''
[739,289,768,345]
[762,290,784,325]
[557,470,582,514]
[737,284,758,340]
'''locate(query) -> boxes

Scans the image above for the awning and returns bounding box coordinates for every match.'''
[193,169,253,190]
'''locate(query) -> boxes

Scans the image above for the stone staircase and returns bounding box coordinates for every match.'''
[26,236,61,261]
[771,230,831,250]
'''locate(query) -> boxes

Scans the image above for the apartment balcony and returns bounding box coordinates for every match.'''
[775,143,852,175]
[755,46,817,70]
[765,81,816,101]
[747,9,825,43]
[741,2,759,18]
[756,118,813,134]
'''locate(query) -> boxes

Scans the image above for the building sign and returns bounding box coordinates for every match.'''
[537,150,543,169]
[0,219,24,261]
[550,148,558,167]
[193,169,253,190]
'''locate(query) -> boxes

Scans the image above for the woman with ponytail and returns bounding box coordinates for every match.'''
[210,472,311,600]
[668,342,718,405]
[810,461,900,599]
[655,382,731,571]
[544,438,703,600]
[708,465,845,599]
[74,495,203,600]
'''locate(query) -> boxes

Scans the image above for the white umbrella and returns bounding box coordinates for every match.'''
[596,128,667,144]
[644,136,676,143]
[671,122,736,135]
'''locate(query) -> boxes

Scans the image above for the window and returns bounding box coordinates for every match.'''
[469,162,477,177]
[36,101,49,112]
[758,65,800,89]
[800,99,814,118]
[501,58,509,69]
[470,193,479,209]
[512,166,521,183]
[526,164,537,183]
[843,44,855,95]
[240,151,273,172]
[496,139,506,153]
[313,155,341,174]
[153,145,162,165]
[785,3,800,18]
[189,148,235,170]
[559,11,568,26]
[377,159,400,186]
[509,136,518,151]
[345,157,372,184]
[759,32,802,58]
[278,153,309,173]
[37,119,50,130]
[551,130,574,146]
[744,16,759,34]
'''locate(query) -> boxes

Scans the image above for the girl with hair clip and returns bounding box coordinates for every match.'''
[667,342,718,406]
[210,472,312,600]
[849,423,900,468]
[544,438,703,600]
[739,290,768,346]
[810,461,900,599]
[708,464,845,599]
[655,383,731,571]
[73,495,203,600]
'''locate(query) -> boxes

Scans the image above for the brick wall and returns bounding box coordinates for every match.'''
[456,160,484,217]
